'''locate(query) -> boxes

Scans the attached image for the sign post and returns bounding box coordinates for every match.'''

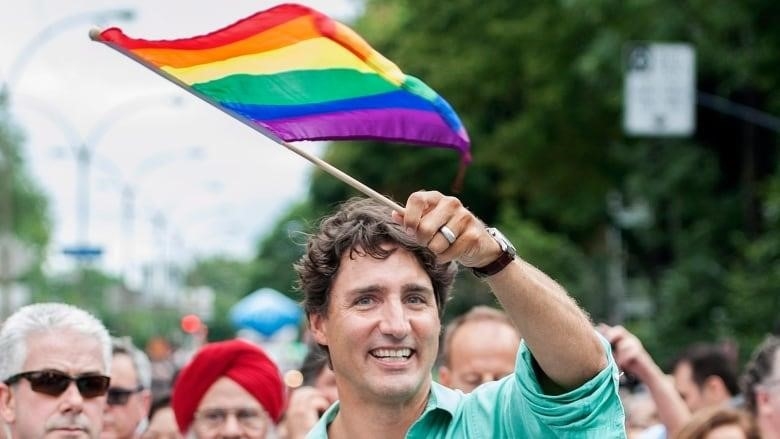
[624,43,696,136]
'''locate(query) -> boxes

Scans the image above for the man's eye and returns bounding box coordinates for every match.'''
[203,411,226,421]
[355,296,374,306]
[237,409,260,420]
[406,295,427,304]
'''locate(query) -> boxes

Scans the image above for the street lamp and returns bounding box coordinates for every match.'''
[11,92,185,263]
[90,145,204,284]
[74,95,184,253]
[3,8,134,91]
[0,8,134,317]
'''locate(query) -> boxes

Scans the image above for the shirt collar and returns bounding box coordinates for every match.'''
[312,381,462,436]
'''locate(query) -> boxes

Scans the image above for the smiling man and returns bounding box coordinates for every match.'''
[170,339,286,438]
[296,191,626,438]
[0,302,112,439]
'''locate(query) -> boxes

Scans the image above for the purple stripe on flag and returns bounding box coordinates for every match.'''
[255,108,471,159]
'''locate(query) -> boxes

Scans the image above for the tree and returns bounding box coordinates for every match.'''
[184,256,255,340]
[311,0,780,363]
[246,0,780,366]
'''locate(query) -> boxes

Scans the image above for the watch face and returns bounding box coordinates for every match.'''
[488,227,516,254]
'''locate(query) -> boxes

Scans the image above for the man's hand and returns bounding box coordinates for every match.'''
[392,190,500,268]
[597,324,654,380]
[281,386,332,439]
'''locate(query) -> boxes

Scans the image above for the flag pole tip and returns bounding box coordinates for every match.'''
[88,27,104,41]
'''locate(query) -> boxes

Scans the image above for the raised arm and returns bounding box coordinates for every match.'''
[396,190,606,389]
[598,324,691,436]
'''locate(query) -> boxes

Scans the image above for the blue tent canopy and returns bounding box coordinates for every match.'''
[229,288,303,337]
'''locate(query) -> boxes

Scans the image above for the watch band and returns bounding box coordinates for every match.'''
[471,250,515,278]
[471,227,517,278]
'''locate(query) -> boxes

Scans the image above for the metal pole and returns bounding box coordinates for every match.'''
[76,146,91,246]
[697,91,780,133]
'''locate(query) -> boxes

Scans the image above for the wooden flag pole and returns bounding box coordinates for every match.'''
[277,141,404,212]
[89,27,405,214]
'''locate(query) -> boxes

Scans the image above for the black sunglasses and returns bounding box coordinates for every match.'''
[107,385,144,406]
[3,369,110,398]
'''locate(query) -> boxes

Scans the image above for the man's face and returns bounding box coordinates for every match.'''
[190,377,271,439]
[141,406,181,439]
[0,330,107,439]
[756,351,780,437]
[313,366,338,405]
[673,361,705,412]
[102,353,150,439]
[310,246,440,406]
[438,320,520,393]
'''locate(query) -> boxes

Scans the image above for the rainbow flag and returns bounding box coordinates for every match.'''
[93,3,471,163]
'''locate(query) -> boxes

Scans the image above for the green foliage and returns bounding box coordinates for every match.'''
[244,0,780,370]
[247,200,324,300]
[0,97,51,254]
[184,256,255,340]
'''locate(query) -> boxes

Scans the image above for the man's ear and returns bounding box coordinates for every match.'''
[309,314,328,346]
[141,389,152,414]
[0,383,16,423]
[703,375,729,400]
[438,366,452,387]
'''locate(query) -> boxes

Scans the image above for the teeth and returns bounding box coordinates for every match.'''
[372,348,411,358]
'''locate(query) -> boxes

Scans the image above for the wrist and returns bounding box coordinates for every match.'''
[471,227,517,278]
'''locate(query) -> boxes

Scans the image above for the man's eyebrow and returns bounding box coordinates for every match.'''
[346,284,386,296]
[402,283,433,293]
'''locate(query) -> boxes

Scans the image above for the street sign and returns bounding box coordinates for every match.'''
[62,245,103,261]
[624,42,696,136]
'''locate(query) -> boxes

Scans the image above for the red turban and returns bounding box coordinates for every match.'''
[171,339,286,432]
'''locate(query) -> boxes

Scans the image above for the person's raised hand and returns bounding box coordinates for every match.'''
[391,191,500,268]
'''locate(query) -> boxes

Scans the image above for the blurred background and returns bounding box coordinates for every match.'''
[1,0,779,372]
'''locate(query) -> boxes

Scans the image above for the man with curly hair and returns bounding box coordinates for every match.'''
[296,191,625,438]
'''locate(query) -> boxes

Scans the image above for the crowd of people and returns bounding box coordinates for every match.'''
[0,191,777,438]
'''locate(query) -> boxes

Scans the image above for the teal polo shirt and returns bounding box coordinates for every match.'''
[306,336,626,438]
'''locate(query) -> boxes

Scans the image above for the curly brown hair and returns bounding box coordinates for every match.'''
[295,197,457,320]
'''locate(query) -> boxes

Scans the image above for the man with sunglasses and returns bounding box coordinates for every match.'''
[0,302,112,438]
[102,337,152,439]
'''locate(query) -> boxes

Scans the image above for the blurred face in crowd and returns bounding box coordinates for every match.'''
[102,352,151,439]
[142,406,182,439]
[314,366,338,405]
[674,361,707,412]
[755,350,780,437]
[191,377,272,439]
[0,330,108,439]
[703,423,749,439]
[310,246,440,406]
[438,319,520,393]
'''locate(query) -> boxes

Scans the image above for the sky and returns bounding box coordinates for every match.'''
[0,0,362,286]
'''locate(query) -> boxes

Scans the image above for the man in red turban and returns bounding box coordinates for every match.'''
[171,339,286,438]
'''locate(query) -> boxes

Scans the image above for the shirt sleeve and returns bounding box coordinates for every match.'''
[519,332,626,436]
[466,332,627,438]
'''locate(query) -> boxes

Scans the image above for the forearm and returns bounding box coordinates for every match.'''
[633,360,690,436]
[487,257,606,389]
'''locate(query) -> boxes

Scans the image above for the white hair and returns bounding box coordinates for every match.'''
[111,336,152,389]
[0,302,112,380]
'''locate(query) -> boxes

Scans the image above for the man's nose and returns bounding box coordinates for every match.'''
[219,412,244,437]
[378,300,411,339]
[59,381,85,412]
